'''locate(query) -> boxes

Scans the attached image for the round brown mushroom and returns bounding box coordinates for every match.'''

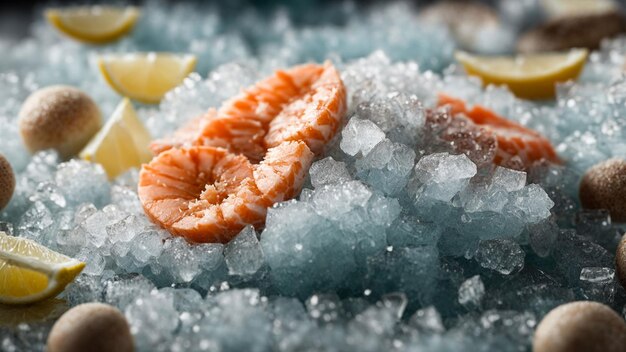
[616,234,626,290]
[533,301,626,352]
[19,85,102,160]
[0,154,15,211]
[517,11,626,53]
[47,303,134,352]
[579,158,626,222]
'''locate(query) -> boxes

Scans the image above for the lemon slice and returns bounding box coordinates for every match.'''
[455,49,588,100]
[98,52,197,104]
[46,6,140,44]
[80,98,152,179]
[0,232,85,305]
[540,0,617,18]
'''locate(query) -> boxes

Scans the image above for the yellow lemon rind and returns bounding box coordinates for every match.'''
[45,7,140,45]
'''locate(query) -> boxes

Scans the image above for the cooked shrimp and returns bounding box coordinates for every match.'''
[264,62,347,154]
[138,141,313,243]
[149,109,216,155]
[152,62,346,159]
[139,62,345,242]
[438,93,560,170]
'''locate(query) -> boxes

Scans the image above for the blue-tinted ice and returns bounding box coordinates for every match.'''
[2,1,626,352]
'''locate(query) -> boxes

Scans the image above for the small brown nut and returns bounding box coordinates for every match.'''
[579,158,626,222]
[517,11,626,53]
[19,85,102,160]
[47,303,134,352]
[533,301,626,352]
[616,234,626,290]
[0,154,15,211]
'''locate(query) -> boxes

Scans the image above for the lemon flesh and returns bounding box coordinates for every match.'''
[0,232,85,305]
[455,49,588,100]
[80,98,153,179]
[98,52,197,104]
[46,6,140,44]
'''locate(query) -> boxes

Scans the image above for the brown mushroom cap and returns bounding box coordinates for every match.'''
[19,85,102,160]
[533,301,626,352]
[579,158,626,222]
[47,303,134,352]
[616,234,626,290]
[0,154,15,211]
[517,10,626,53]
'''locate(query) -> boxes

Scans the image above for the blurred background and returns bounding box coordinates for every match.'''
[2,0,441,41]
[3,0,626,51]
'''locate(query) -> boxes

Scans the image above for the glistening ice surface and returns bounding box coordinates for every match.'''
[2,1,626,351]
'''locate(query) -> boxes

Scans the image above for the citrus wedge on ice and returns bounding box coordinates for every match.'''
[98,52,197,104]
[455,49,588,100]
[80,98,152,179]
[0,232,85,305]
[540,0,618,18]
[46,6,140,44]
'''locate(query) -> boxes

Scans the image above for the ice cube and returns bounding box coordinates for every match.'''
[131,231,166,264]
[356,141,415,195]
[81,211,112,248]
[261,201,359,298]
[355,139,394,170]
[491,166,526,192]
[414,152,477,202]
[104,274,156,310]
[509,184,554,224]
[311,181,373,221]
[107,215,145,243]
[474,239,525,275]
[458,275,485,307]
[159,287,203,313]
[29,181,66,209]
[386,215,441,247]
[340,117,386,157]
[306,294,343,323]
[579,267,616,303]
[55,160,111,208]
[125,290,180,348]
[110,185,143,215]
[409,306,445,333]
[159,237,205,283]
[202,289,273,352]
[224,226,264,276]
[347,293,407,349]
[17,201,53,242]
[63,274,104,305]
[554,230,613,284]
[309,157,352,188]
[527,219,559,257]
[0,222,14,235]
[76,250,106,276]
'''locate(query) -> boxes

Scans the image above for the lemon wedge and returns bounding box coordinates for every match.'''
[46,6,140,44]
[540,0,618,18]
[0,232,85,305]
[455,49,588,100]
[98,52,197,104]
[80,98,152,179]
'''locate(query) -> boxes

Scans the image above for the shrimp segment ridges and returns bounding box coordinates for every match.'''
[139,62,346,243]
[150,61,347,161]
[437,94,560,170]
